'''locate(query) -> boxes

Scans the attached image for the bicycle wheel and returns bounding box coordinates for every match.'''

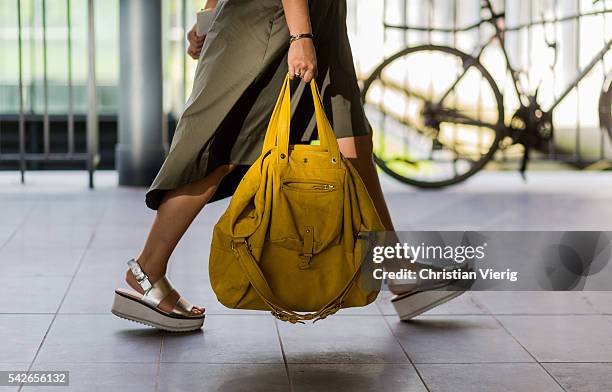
[362,45,505,188]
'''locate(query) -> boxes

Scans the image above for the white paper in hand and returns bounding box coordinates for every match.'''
[196,8,216,36]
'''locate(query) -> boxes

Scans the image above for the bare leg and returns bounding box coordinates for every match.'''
[125,164,235,314]
[337,135,394,231]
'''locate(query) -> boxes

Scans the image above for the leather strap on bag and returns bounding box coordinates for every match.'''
[261,75,341,166]
[231,238,364,323]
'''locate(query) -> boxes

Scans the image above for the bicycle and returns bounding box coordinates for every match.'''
[361,0,612,188]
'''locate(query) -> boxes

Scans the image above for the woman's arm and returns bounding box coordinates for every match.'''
[187,0,219,59]
[282,0,317,83]
[203,0,218,9]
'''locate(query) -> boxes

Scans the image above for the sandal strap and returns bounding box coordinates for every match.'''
[127,258,153,292]
[173,297,195,317]
[127,258,196,316]
[145,276,174,308]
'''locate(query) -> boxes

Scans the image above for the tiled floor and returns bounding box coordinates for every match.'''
[1,170,612,392]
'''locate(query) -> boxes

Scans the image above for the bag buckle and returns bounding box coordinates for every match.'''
[298,226,314,269]
[230,238,247,250]
[298,253,313,270]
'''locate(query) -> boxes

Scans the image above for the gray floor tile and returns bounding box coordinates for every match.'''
[387,315,533,364]
[472,292,598,315]
[175,226,215,251]
[36,315,162,363]
[290,364,427,392]
[0,315,53,363]
[542,363,612,392]
[0,226,17,249]
[59,250,131,314]
[497,315,612,362]
[98,199,155,226]
[165,244,211,274]
[581,291,612,314]
[2,170,612,391]
[88,225,150,250]
[158,363,289,392]
[0,201,34,226]
[161,315,282,363]
[0,276,71,313]
[79,248,137,268]
[23,363,157,392]
[59,270,125,314]
[277,316,408,364]
[472,196,611,230]
[416,363,564,392]
[22,200,106,227]
[2,225,95,250]
[192,199,230,225]
[0,248,84,277]
[400,195,508,231]
[166,259,210,286]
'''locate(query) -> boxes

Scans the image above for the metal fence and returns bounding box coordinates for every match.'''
[0,0,99,186]
[0,0,218,186]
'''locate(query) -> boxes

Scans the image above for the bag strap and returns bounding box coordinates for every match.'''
[261,75,341,166]
[231,238,365,323]
[262,75,291,154]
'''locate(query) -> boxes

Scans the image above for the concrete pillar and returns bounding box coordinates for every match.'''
[116,0,166,186]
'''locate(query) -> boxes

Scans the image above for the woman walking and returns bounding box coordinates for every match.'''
[111,0,460,331]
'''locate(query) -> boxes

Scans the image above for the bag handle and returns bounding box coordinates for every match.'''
[262,76,290,153]
[231,238,363,323]
[262,75,341,166]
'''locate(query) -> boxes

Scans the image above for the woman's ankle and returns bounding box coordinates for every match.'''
[131,255,167,284]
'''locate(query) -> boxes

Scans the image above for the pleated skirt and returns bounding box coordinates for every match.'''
[145,0,371,210]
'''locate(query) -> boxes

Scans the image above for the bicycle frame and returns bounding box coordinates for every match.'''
[435,0,525,111]
[436,0,612,120]
[549,39,612,112]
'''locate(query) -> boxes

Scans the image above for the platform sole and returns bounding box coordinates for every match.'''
[111,291,204,332]
[391,289,466,321]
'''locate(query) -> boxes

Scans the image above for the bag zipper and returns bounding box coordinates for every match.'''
[311,184,334,191]
[282,180,337,192]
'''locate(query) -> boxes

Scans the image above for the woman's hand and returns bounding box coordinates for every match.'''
[187,25,206,60]
[282,0,316,82]
[288,38,317,83]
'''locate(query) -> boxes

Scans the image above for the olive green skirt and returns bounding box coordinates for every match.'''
[145,0,372,210]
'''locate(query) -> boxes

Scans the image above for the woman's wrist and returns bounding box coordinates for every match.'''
[289,32,314,44]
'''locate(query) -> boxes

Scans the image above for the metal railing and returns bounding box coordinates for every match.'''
[0,0,202,186]
[1,0,99,187]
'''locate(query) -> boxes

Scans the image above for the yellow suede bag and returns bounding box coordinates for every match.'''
[209,76,385,323]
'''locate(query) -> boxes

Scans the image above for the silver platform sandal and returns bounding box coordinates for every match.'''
[111,258,204,332]
[390,264,475,321]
